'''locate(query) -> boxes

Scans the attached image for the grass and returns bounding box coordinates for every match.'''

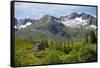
[14,37,97,66]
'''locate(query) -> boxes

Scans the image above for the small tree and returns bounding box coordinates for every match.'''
[89,31,97,43]
[84,33,89,43]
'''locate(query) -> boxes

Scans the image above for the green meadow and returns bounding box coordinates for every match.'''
[15,33,97,66]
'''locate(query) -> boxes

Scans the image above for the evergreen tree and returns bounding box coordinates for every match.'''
[89,31,97,43]
[84,33,89,43]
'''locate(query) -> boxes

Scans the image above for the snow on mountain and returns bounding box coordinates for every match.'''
[90,25,97,29]
[60,12,97,29]
[86,25,97,29]
[15,12,97,30]
[14,26,17,29]
[19,22,32,29]
[61,17,89,28]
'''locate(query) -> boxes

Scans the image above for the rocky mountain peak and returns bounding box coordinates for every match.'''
[68,12,79,19]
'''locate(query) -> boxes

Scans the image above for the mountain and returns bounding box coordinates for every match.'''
[60,12,97,29]
[38,15,68,37]
[14,18,36,29]
[15,15,70,41]
[15,12,97,41]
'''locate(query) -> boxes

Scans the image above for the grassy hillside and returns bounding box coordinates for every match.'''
[15,37,97,66]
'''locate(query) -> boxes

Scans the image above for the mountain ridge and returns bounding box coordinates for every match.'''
[15,12,96,30]
[15,12,97,41]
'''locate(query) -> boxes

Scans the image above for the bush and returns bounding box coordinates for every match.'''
[42,51,62,64]
[77,47,97,62]
[34,51,46,58]
[84,33,89,43]
[62,54,78,63]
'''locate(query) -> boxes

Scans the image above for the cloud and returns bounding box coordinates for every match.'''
[15,2,96,19]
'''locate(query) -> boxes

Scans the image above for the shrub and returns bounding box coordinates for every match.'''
[42,51,62,64]
[77,47,97,62]
[62,54,78,63]
[34,51,46,58]
[84,33,89,43]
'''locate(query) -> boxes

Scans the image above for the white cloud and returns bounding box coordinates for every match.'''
[15,2,96,19]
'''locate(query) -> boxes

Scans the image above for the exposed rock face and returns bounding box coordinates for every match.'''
[15,12,97,41]
[68,12,79,19]
[60,13,97,30]
[15,18,36,29]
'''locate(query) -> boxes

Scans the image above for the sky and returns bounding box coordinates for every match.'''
[15,2,97,19]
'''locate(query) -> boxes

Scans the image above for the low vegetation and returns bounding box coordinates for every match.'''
[15,31,97,66]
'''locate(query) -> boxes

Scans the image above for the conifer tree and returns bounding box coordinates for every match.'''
[89,31,97,43]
